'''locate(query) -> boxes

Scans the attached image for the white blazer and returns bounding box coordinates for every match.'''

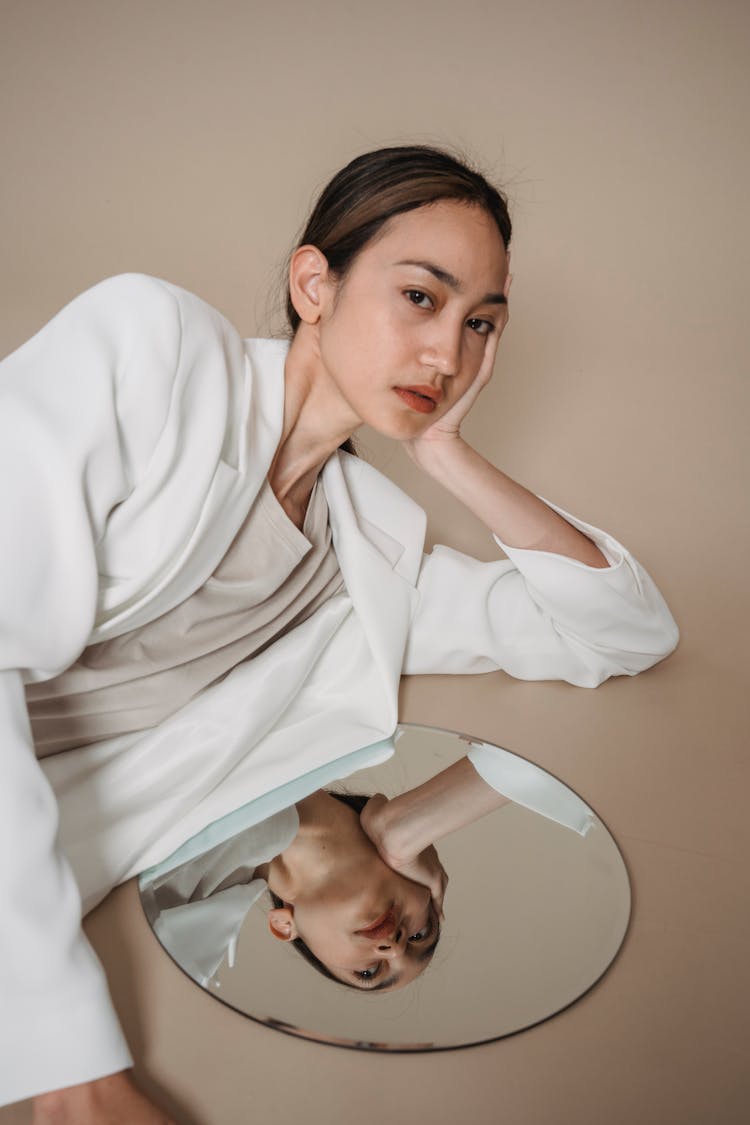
[0,275,678,1105]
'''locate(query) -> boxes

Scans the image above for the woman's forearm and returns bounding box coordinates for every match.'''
[416,438,609,568]
[372,757,511,864]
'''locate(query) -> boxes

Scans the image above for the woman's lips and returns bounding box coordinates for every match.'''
[394,387,439,414]
[356,908,397,941]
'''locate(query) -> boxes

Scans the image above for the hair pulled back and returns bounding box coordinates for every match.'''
[285,144,512,335]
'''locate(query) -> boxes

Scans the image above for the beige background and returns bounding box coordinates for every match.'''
[1,1,748,1122]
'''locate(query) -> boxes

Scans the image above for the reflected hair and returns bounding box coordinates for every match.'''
[285,144,513,456]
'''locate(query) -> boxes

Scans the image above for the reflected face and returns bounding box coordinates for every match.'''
[291,865,440,992]
[315,199,509,440]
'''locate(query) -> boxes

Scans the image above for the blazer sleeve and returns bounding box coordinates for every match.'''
[402,499,679,686]
[0,274,187,1105]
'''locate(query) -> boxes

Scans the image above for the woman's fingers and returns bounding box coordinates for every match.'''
[456,319,504,417]
[479,317,505,384]
[360,794,448,921]
[431,856,449,919]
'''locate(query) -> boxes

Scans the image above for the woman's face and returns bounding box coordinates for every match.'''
[294,872,438,991]
[314,199,510,439]
[270,838,440,992]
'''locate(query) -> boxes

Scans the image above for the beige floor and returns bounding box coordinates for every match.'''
[1,1,748,1122]
[5,650,747,1125]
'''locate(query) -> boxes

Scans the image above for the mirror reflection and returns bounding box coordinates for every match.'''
[139,724,630,1050]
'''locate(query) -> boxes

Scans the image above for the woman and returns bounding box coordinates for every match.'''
[0,145,678,1121]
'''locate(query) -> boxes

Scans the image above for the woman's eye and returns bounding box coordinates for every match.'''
[408,921,433,943]
[405,289,433,309]
[466,317,494,336]
[355,965,380,980]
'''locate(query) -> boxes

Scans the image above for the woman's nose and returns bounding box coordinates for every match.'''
[376,927,406,958]
[420,324,462,377]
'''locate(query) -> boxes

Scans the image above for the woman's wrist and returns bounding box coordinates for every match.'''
[404,432,471,478]
[408,436,609,566]
[360,793,429,868]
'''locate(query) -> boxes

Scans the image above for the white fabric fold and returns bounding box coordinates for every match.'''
[153,880,267,986]
[143,808,301,987]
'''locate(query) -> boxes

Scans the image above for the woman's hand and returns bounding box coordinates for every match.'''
[388,842,448,920]
[360,762,513,921]
[394,265,608,565]
[403,271,511,470]
[32,1071,177,1125]
[360,794,448,917]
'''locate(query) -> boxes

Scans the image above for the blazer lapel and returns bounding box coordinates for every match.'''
[322,453,422,730]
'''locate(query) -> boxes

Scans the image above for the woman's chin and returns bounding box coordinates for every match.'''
[368,412,430,442]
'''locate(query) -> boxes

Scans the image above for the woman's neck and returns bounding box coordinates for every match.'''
[263,791,359,902]
[267,327,360,516]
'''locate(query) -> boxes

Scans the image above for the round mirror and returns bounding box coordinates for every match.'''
[138,724,630,1051]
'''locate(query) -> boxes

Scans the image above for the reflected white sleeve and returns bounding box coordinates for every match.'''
[466,741,595,836]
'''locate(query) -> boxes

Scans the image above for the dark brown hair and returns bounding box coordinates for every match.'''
[285,144,512,336]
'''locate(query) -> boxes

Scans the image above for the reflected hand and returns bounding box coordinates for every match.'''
[389,842,448,921]
[33,1071,177,1125]
[360,794,448,918]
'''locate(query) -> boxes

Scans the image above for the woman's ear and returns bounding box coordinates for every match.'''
[288,244,331,326]
[267,906,299,942]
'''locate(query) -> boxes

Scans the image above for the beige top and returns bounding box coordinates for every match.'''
[28,478,344,756]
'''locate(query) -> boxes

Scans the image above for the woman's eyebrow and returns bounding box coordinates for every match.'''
[395,259,507,305]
